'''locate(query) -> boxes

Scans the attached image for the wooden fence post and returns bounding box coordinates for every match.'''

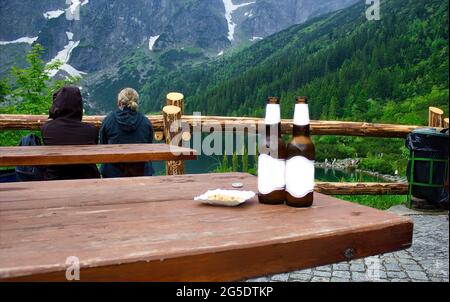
[428,107,444,127]
[164,92,187,175]
[166,92,185,115]
[163,105,184,175]
[154,93,185,142]
[444,118,449,128]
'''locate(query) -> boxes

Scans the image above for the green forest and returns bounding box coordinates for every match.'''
[0,0,448,179]
[137,0,448,176]
[139,0,448,120]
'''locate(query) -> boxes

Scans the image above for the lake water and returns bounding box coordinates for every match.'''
[152,158,384,182]
[151,133,384,182]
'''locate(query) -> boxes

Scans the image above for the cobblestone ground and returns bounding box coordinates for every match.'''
[246,215,449,282]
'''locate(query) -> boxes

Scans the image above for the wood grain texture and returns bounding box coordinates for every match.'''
[163,106,184,175]
[429,107,444,128]
[315,182,409,195]
[0,114,421,138]
[0,144,197,167]
[0,173,413,281]
[166,92,185,116]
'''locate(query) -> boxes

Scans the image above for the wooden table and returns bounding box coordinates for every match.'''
[0,173,413,282]
[0,144,197,166]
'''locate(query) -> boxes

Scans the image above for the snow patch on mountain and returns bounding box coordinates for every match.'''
[149,35,160,51]
[0,37,39,46]
[223,0,255,41]
[67,0,90,14]
[47,32,86,78]
[244,11,254,18]
[66,32,74,40]
[43,10,65,19]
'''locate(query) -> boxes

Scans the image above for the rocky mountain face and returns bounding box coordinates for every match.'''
[0,0,358,113]
[235,0,358,40]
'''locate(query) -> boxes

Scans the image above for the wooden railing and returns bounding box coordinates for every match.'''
[1,96,447,197]
[0,114,421,138]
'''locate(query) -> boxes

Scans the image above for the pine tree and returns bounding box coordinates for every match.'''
[8,43,80,115]
[328,96,338,120]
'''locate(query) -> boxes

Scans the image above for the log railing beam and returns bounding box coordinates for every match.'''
[315,182,409,195]
[0,114,421,138]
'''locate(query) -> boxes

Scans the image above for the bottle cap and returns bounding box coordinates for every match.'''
[295,96,308,104]
[267,97,280,104]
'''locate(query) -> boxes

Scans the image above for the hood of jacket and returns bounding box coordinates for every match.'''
[49,86,83,121]
[113,107,144,132]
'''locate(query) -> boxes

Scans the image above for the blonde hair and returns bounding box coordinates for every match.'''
[118,88,139,111]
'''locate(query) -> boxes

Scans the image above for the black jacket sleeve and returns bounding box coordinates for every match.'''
[99,119,109,145]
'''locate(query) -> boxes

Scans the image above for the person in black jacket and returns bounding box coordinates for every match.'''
[99,88,154,178]
[41,86,101,180]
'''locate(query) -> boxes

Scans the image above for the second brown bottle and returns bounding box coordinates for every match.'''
[285,96,316,207]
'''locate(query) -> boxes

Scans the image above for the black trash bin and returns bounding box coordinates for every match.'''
[406,128,449,209]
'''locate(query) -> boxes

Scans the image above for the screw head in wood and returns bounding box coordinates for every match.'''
[344,248,356,260]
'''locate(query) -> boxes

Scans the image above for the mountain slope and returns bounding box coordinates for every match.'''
[0,0,358,113]
[141,0,448,127]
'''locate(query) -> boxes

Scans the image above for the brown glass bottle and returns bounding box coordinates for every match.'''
[285,97,316,207]
[258,97,287,205]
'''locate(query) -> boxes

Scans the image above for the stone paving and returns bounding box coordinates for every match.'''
[246,214,449,282]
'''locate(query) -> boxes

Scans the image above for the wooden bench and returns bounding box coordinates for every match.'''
[0,144,197,166]
[0,172,413,281]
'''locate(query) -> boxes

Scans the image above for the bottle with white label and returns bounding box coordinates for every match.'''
[258,97,287,205]
[285,96,315,207]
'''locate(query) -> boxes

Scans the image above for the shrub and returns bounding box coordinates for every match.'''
[359,158,395,175]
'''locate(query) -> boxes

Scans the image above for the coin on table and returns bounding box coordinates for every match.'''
[232,182,244,188]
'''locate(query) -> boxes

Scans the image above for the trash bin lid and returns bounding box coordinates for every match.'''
[411,128,449,138]
[406,128,449,153]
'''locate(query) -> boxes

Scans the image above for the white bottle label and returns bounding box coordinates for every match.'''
[286,156,315,198]
[258,154,286,195]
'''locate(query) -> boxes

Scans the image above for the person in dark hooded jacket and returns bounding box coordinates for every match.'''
[99,88,154,178]
[41,86,101,180]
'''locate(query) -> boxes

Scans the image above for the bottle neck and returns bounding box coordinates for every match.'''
[292,103,310,137]
[266,123,282,138]
[293,124,310,137]
[265,104,281,125]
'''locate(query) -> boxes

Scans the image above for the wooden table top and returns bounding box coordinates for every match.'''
[0,144,197,166]
[0,173,413,282]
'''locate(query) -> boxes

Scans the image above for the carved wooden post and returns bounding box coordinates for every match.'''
[428,107,444,127]
[444,118,449,129]
[163,105,184,175]
[166,92,185,115]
